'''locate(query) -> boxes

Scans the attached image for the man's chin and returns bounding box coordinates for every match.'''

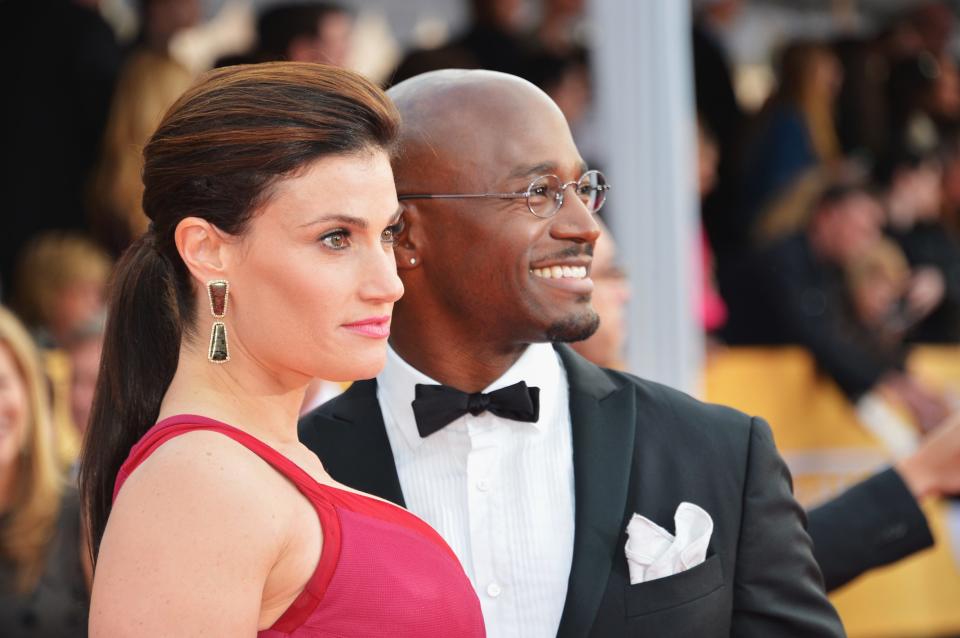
[546,310,601,343]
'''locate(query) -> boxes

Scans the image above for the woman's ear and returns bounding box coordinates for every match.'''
[174,217,230,285]
[394,204,422,270]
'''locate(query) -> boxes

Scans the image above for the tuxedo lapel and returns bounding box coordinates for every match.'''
[300,379,406,507]
[555,346,637,638]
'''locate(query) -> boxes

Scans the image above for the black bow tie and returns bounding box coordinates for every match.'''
[411,381,541,438]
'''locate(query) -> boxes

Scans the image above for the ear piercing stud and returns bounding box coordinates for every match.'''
[410,258,417,265]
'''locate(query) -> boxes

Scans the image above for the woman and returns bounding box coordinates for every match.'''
[80,63,485,637]
[0,306,89,637]
[741,41,844,235]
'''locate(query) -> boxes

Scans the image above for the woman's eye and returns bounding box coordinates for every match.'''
[320,231,349,250]
[381,219,405,244]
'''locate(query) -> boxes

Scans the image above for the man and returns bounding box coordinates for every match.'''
[300,70,844,636]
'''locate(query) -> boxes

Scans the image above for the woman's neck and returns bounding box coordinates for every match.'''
[158,343,308,445]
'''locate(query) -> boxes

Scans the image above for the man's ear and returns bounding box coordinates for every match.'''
[395,203,425,270]
[174,217,231,286]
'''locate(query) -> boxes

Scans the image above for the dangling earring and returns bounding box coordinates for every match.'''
[207,280,230,363]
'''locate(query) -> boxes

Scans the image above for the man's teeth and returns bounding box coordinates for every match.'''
[531,266,588,279]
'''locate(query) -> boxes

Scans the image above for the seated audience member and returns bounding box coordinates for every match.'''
[876,147,960,342]
[11,234,111,349]
[722,179,950,430]
[576,218,956,594]
[0,307,89,637]
[844,238,939,350]
[216,2,353,67]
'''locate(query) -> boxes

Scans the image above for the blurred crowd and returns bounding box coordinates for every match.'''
[1,0,960,634]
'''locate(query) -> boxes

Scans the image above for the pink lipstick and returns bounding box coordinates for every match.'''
[342,315,391,339]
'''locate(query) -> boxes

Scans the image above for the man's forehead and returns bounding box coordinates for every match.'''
[390,70,579,182]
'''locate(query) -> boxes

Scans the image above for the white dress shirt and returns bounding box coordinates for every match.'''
[378,343,576,638]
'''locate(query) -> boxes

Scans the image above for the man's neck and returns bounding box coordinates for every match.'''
[389,330,531,394]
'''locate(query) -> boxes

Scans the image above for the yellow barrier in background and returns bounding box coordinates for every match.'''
[704,346,960,638]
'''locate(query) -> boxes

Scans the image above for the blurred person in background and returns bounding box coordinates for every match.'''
[532,0,586,57]
[723,178,951,431]
[887,52,960,156]
[390,0,530,84]
[569,222,628,369]
[0,307,89,638]
[89,52,193,255]
[906,1,955,58]
[128,0,202,56]
[11,234,111,350]
[63,318,105,437]
[87,0,199,255]
[875,146,960,343]
[741,41,844,238]
[693,0,747,257]
[941,133,960,237]
[0,0,122,292]
[216,2,353,68]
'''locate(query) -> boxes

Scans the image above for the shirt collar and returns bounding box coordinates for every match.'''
[377,343,564,451]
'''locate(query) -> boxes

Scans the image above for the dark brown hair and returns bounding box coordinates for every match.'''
[79,62,399,560]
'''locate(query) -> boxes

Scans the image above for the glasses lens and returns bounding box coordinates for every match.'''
[577,170,608,213]
[528,175,563,217]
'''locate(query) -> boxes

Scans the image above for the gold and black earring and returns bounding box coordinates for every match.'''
[207,280,230,363]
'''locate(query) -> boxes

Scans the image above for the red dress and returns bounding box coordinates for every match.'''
[113,414,486,637]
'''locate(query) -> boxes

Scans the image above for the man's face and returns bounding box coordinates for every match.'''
[402,84,601,345]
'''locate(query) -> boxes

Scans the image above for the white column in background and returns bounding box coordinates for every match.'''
[589,0,704,394]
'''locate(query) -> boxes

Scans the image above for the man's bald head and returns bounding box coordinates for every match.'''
[387,69,572,194]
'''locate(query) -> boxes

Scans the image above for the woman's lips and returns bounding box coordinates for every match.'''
[342,316,391,339]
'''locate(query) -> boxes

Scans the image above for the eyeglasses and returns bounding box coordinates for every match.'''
[397,170,610,218]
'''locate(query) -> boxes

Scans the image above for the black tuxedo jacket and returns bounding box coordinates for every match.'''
[299,346,845,637]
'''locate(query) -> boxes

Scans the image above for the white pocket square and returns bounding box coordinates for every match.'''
[624,502,714,584]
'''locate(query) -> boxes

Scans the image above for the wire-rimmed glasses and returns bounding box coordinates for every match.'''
[397,170,610,218]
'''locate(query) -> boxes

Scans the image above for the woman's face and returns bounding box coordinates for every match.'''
[220,150,404,384]
[0,343,29,469]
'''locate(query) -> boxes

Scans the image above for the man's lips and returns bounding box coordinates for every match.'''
[529,257,593,294]
[342,315,391,339]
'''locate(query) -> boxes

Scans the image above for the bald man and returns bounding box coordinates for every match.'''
[299,70,845,637]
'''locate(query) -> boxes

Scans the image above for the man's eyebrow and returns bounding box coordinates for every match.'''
[299,214,368,230]
[508,160,591,180]
[507,162,557,180]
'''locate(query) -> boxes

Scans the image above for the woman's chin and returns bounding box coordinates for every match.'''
[317,353,387,384]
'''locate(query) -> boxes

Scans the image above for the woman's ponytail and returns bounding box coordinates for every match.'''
[79,236,181,559]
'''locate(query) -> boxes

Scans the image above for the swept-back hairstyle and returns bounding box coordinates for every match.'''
[0,306,65,592]
[79,62,400,560]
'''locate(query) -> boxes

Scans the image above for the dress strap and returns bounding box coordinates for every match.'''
[113,414,326,503]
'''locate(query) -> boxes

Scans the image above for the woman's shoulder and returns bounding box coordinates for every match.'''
[110,429,296,548]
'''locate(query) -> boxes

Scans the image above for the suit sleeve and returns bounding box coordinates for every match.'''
[730,417,846,637]
[807,467,934,592]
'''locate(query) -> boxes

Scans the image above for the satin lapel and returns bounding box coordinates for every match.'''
[302,379,406,507]
[555,346,637,638]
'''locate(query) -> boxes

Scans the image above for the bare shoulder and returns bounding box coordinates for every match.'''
[90,430,299,636]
